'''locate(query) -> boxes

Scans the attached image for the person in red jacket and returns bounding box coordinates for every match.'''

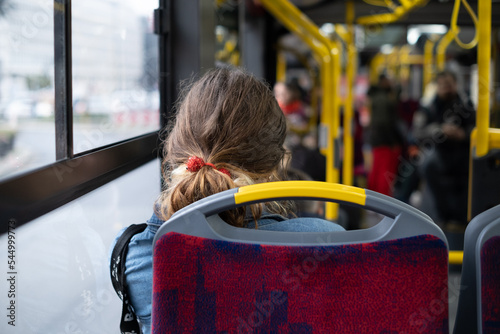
[366,74,404,196]
[274,79,308,133]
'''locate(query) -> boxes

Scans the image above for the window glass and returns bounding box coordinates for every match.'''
[0,0,55,180]
[72,0,159,153]
[0,159,160,333]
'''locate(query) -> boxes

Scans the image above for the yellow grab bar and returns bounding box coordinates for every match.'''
[488,128,500,149]
[357,0,428,25]
[259,0,341,220]
[423,39,435,94]
[449,250,463,265]
[399,45,411,82]
[476,0,491,157]
[436,29,456,72]
[450,0,478,50]
[276,51,287,82]
[343,46,356,187]
[387,46,400,79]
[369,53,385,84]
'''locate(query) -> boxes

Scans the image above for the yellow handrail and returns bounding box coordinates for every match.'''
[476,0,491,157]
[387,46,400,79]
[450,0,478,50]
[488,128,500,149]
[362,0,392,8]
[399,45,411,82]
[398,0,413,9]
[436,29,456,71]
[468,127,500,221]
[449,250,463,265]
[470,128,500,156]
[334,24,349,43]
[342,0,356,187]
[371,46,425,88]
[357,0,428,25]
[334,37,345,110]
[371,48,423,84]
[276,51,287,82]
[343,46,356,187]
[369,53,385,84]
[423,39,435,94]
[259,0,341,220]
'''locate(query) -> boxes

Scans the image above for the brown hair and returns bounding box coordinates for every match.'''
[156,67,289,227]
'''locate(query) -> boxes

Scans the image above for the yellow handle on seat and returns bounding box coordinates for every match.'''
[235,181,367,206]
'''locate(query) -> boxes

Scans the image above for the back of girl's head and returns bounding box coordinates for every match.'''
[158,67,288,226]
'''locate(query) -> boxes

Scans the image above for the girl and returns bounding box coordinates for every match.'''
[113,67,343,333]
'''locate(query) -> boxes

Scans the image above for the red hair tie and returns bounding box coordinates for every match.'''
[186,156,231,177]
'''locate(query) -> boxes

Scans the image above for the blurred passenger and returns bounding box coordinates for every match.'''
[274,79,309,132]
[413,70,475,227]
[353,109,366,181]
[111,67,344,334]
[289,134,326,182]
[340,107,366,185]
[366,74,404,196]
[393,90,421,204]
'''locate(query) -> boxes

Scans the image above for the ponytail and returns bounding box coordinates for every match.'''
[156,160,264,228]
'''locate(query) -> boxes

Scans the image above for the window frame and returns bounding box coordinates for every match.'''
[0,0,170,234]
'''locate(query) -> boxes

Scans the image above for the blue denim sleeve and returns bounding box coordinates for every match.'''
[255,217,345,232]
[108,213,163,334]
[124,224,157,334]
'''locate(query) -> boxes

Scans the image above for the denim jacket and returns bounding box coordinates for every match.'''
[115,212,344,333]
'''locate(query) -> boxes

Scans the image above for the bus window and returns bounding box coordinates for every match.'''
[0,1,55,180]
[72,0,159,154]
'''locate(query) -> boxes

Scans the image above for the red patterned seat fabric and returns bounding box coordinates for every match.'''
[153,232,448,334]
[481,236,500,333]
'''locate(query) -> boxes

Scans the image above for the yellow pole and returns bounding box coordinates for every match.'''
[476,0,491,157]
[370,53,385,84]
[326,38,341,219]
[274,0,342,220]
[387,46,400,80]
[423,39,435,95]
[335,36,344,110]
[436,30,456,72]
[342,0,356,186]
[332,38,341,178]
[276,50,287,82]
[399,45,411,82]
[259,0,340,219]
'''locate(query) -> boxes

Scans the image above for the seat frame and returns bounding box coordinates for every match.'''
[154,183,447,247]
[454,204,500,334]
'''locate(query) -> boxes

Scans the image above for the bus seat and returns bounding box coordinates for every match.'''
[454,204,500,334]
[152,181,449,333]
